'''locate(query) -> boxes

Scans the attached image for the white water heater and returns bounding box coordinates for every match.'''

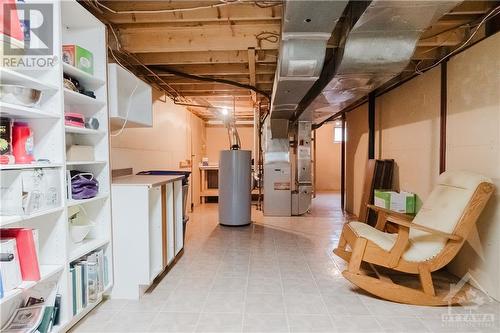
[218,150,252,226]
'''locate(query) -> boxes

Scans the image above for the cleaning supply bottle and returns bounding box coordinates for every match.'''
[12,122,34,164]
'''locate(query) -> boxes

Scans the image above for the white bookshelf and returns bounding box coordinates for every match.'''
[0,1,113,332]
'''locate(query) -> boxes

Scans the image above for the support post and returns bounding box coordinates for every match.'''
[341,113,346,211]
[440,61,447,174]
[368,92,376,159]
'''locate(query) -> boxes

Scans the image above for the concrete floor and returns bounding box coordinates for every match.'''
[71,192,499,332]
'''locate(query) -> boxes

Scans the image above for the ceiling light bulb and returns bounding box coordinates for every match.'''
[222,108,229,115]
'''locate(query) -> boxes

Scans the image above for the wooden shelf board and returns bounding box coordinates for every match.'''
[69,238,110,262]
[64,89,105,108]
[65,125,104,135]
[67,194,109,207]
[0,163,63,170]
[66,161,107,166]
[0,206,64,228]
[0,67,59,91]
[63,63,105,90]
[0,264,64,305]
[0,102,60,119]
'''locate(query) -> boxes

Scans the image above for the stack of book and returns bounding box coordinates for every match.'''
[2,294,61,333]
[70,248,109,315]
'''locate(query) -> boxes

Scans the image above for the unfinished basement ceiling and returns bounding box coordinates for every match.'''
[84,0,281,121]
[83,0,500,122]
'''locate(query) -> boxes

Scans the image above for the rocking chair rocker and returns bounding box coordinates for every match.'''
[334,170,494,306]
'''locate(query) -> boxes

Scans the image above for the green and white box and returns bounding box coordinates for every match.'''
[374,190,416,214]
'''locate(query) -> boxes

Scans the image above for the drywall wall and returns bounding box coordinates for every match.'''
[315,123,342,191]
[345,103,369,215]
[445,33,500,300]
[110,89,206,207]
[205,126,254,163]
[376,66,441,209]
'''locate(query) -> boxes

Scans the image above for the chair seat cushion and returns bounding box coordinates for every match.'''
[348,221,447,262]
[348,222,397,252]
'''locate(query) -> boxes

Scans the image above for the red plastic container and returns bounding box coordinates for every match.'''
[12,122,34,164]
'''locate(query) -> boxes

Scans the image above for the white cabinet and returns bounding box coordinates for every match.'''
[111,176,184,299]
[107,63,153,129]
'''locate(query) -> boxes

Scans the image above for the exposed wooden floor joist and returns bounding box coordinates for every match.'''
[84,0,499,121]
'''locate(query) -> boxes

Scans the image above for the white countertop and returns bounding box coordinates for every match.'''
[112,174,184,187]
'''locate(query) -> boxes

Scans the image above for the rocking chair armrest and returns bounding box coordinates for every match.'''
[386,216,463,241]
[387,222,411,267]
[367,205,414,222]
[367,204,414,231]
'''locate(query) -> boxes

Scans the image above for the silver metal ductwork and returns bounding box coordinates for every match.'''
[270,0,349,137]
[305,0,462,125]
[263,0,462,216]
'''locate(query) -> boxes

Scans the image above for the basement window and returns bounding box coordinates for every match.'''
[334,122,344,143]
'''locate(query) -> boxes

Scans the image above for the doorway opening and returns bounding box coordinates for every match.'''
[311,120,344,217]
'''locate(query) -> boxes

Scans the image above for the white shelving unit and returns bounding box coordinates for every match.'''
[0,1,113,332]
[108,63,153,129]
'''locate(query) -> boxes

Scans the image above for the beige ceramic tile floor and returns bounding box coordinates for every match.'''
[71,192,500,333]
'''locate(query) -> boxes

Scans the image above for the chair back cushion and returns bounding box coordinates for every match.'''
[404,170,492,262]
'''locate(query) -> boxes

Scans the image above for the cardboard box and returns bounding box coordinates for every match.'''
[66,145,94,161]
[63,45,94,75]
[374,190,416,214]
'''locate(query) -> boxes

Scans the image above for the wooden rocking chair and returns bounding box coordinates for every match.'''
[334,170,495,306]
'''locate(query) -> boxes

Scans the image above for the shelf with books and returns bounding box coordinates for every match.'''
[57,293,103,333]
[69,247,110,325]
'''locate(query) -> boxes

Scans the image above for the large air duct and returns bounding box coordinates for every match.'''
[269,0,349,137]
[303,0,462,125]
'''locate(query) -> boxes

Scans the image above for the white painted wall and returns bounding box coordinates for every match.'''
[445,33,500,300]
[205,126,254,164]
[376,67,441,211]
[110,89,206,207]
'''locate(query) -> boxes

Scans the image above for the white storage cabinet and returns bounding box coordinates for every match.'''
[107,63,153,129]
[111,175,184,299]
